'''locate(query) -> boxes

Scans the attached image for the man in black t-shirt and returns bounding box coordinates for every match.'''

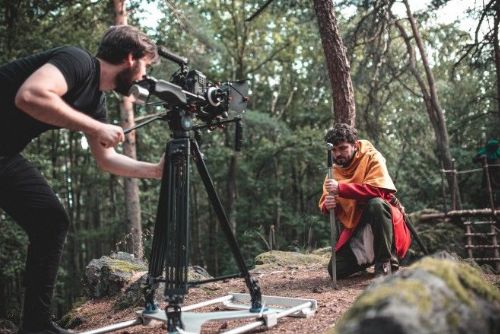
[0,26,162,334]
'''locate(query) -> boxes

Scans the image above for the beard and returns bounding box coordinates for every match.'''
[114,67,134,96]
[334,151,356,167]
[114,61,141,96]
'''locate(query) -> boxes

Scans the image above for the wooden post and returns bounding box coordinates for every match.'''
[465,221,474,259]
[269,225,275,251]
[451,159,458,211]
[482,157,500,272]
[440,162,448,213]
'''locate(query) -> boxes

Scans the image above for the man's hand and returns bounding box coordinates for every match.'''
[324,195,336,210]
[155,154,165,180]
[94,123,125,148]
[324,178,339,195]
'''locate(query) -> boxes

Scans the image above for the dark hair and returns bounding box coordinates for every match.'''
[324,123,358,145]
[96,25,159,65]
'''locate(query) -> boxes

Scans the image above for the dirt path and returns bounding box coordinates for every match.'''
[74,265,373,334]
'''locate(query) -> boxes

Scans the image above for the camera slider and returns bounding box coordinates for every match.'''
[78,293,317,334]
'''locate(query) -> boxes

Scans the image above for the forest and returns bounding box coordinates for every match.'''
[0,0,498,325]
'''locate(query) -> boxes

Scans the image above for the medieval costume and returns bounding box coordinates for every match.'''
[319,140,411,277]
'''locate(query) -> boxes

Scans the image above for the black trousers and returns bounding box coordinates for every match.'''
[0,155,69,330]
[328,198,395,279]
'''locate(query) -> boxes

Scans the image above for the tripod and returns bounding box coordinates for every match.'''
[80,76,317,334]
[140,107,262,332]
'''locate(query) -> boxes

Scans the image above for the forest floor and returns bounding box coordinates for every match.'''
[3,255,499,334]
[71,262,372,334]
[69,260,500,334]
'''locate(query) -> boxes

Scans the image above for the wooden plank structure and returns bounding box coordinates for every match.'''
[431,159,500,271]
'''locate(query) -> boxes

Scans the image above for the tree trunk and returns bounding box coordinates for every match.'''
[312,0,356,125]
[113,0,143,259]
[393,1,460,206]
[494,0,500,123]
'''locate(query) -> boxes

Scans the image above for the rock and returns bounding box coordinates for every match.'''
[329,252,500,334]
[254,250,329,271]
[84,253,214,309]
[84,252,147,298]
[114,266,213,310]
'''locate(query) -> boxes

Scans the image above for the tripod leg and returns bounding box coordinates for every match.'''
[191,139,263,312]
[162,139,190,331]
[143,139,191,319]
[143,141,172,313]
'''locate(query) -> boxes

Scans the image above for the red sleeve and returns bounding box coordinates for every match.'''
[338,183,394,200]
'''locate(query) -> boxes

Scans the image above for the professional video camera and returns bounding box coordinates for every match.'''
[128,46,249,128]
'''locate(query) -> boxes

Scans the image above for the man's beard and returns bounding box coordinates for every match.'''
[334,151,356,167]
[114,67,135,96]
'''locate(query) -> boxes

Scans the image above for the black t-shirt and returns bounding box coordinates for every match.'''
[0,46,107,156]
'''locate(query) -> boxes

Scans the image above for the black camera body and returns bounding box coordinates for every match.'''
[183,70,207,96]
[130,69,246,126]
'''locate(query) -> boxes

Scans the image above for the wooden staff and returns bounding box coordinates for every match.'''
[326,143,338,289]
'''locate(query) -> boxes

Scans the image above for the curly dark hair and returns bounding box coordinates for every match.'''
[96,25,159,65]
[324,123,358,145]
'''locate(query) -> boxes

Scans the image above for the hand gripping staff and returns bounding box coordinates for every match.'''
[326,143,339,289]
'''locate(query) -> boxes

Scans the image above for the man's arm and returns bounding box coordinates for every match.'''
[325,179,393,200]
[87,135,163,179]
[14,63,124,148]
[338,183,392,199]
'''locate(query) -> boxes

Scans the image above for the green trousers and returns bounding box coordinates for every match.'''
[328,198,396,279]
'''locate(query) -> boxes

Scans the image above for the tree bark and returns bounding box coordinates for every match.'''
[113,0,143,259]
[393,1,459,206]
[494,0,500,123]
[313,0,356,126]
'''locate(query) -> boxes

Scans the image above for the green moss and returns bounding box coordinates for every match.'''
[410,257,500,306]
[446,311,461,328]
[107,259,146,273]
[254,251,329,270]
[311,247,332,258]
[335,279,432,333]
[347,279,432,319]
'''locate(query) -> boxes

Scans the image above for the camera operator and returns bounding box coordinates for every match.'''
[0,25,164,334]
[319,123,411,279]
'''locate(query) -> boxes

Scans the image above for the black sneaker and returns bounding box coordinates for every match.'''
[374,261,392,277]
[18,321,74,334]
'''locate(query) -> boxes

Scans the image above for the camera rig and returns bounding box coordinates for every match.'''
[129,49,264,331]
[80,48,317,334]
[128,45,248,134]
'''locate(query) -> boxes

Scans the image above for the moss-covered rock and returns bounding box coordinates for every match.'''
[328,252,500,334]
[114,265,213,310]
[84,252,147,298]
[83,252,214,309]
[254,250,329,271]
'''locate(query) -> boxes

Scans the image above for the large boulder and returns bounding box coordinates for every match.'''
[63,254,212,328]
[84,252,147,298]
[330,252,500,334]
[115,265,212,310]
